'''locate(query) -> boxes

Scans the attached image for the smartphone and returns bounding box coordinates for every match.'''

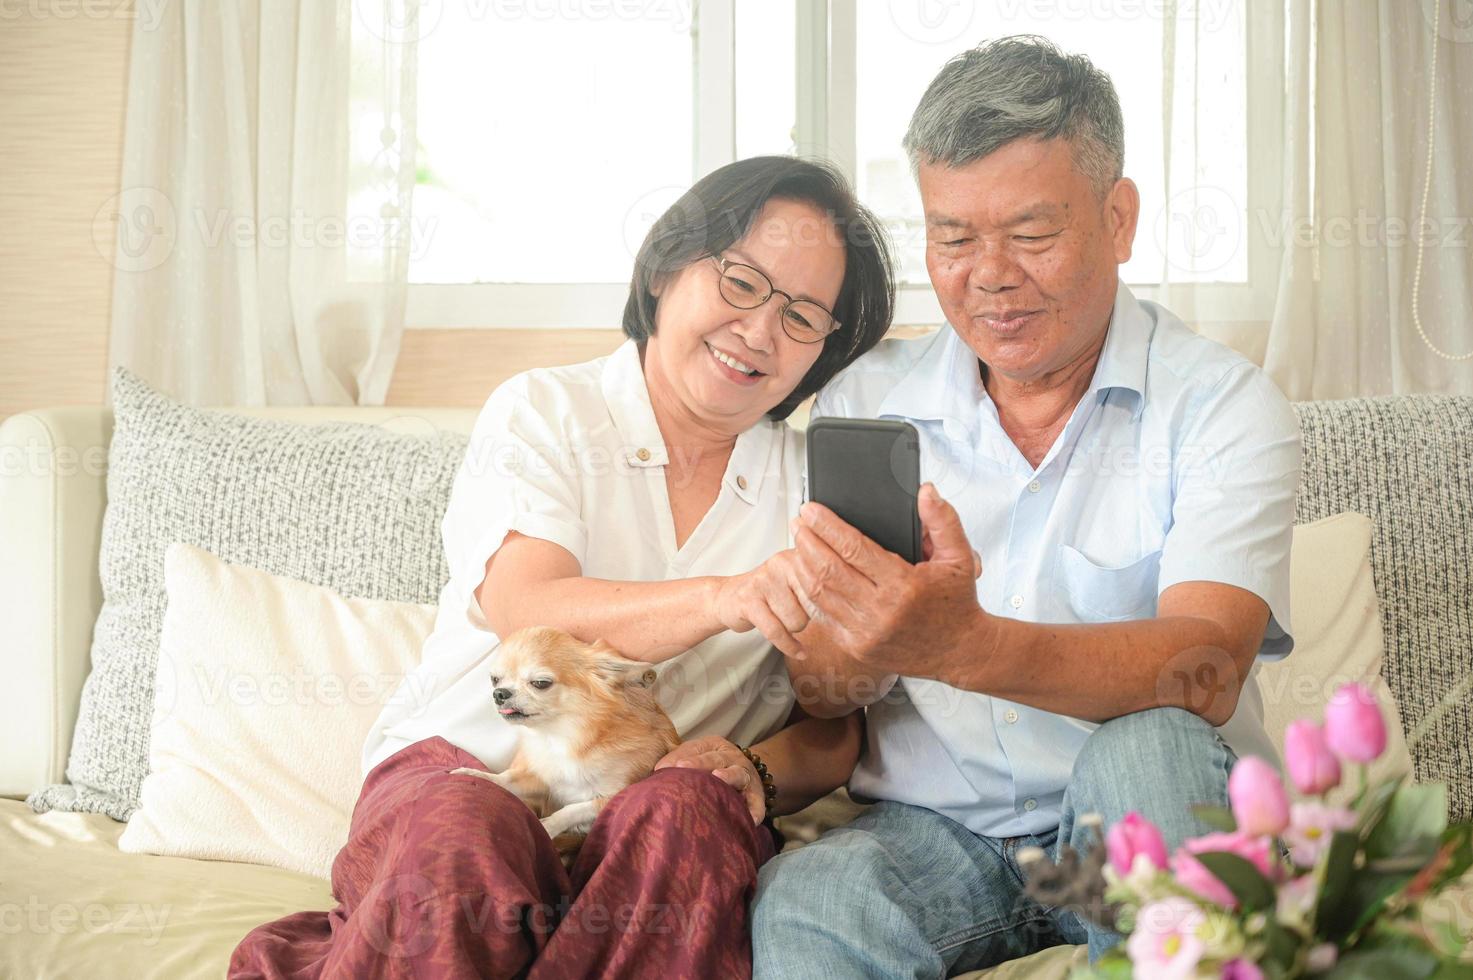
[805,417,923,564]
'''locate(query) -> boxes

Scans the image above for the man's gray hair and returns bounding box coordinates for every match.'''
[902,35,1125,198]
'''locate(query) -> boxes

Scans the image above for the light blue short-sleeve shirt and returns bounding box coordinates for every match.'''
[815,281,1302,838]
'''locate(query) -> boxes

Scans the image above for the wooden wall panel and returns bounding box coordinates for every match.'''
[386,328,625,406]
[0,7,132,422]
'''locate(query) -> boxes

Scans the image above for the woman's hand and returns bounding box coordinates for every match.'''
[653,735,766,824]
[711,550,812,658]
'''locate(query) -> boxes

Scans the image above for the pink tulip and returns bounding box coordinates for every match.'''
[1227,756,1290,836]
[1171,831,1279,909]
[1107,811,1170,876]
[1284,720,1342,795]
[1324,682,1387,763]
[1222,959,1265,980]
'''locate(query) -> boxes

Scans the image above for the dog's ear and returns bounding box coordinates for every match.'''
[588,640,638,683]
[592,656,656,687]
[588,640,657,688]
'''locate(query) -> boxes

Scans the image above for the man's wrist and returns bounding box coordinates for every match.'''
[931,606,1003,692]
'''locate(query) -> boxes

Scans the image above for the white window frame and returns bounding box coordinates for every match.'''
[407,0,1284,330]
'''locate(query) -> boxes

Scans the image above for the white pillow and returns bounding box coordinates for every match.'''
[1256,512,1413,807]
[119,542,438,880]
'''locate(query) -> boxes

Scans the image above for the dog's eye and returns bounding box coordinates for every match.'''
[530,679,554,691]
[489,675,501,686]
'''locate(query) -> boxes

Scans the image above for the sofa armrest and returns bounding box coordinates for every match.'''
[0,408,114,798]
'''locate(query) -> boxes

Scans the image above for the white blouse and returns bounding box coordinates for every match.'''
[361,340,803,777]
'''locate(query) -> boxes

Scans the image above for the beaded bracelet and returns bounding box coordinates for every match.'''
[739,745,779,810]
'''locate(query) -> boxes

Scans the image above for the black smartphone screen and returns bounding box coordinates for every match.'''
[805,417,923,564]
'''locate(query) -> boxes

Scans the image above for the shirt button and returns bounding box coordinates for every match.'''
[1009,594,1023,609]
[1005,709,1019,724]
[1024,798,1038,812]
[736,475,748,490]
[635,448,651,462]
[1027,479,1041,493]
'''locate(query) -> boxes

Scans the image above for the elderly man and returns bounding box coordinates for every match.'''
[750,36,1301,976]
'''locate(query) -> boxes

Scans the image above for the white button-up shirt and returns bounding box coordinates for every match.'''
[816,281,1301,838]
[362,340,801,776]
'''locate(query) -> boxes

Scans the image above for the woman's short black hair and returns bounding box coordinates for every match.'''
[622,156,895,421]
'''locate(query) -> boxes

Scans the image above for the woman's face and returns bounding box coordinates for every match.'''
[644,197,846,432]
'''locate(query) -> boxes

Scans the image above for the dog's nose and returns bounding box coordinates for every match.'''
[493,687,513,705]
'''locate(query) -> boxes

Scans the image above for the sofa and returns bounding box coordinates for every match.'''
[2,391,1470,979]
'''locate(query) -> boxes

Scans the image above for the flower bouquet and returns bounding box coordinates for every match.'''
[1020,683,1473,979]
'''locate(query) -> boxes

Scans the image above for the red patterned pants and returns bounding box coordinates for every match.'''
[229,736,777,979]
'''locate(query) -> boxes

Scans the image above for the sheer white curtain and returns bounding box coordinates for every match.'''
[1262,0,1473,398]
[106,0,419,406]
[1156,0,1473,398]
[1151,0,1274,366]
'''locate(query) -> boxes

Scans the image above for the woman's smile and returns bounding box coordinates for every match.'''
[705,340,766,386]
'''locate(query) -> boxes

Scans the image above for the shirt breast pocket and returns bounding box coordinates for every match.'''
[1057,545,1163,622]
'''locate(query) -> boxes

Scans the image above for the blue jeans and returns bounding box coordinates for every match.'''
[752,706,1241,978]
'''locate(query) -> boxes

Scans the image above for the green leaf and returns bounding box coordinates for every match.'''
[1259,917,1304,973]
[1193,850,1277,911]
[1345,868,1420,935]
[1322,945,1440,979]
[1318,830,1363,942]
[1357,776,1409,839]
[1351,832,1445,931]
[1365,836,1444,873]
[1367,785,1449,861]
[1191,803,1238,833]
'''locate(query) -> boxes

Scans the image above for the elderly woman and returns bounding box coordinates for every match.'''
[228,156,893,979]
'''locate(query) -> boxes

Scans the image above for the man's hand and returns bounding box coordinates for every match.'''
[654,736,765,824]
[791,483,987,679]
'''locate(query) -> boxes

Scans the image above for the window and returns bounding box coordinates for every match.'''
[411,4,695,285]
[735,0,798,159]
[374,0,1278,329]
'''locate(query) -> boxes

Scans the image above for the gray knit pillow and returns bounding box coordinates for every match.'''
[1292,395,1473,824]
[27,367,468,821]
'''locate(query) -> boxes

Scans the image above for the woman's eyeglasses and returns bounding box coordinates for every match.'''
[711,255,840,344]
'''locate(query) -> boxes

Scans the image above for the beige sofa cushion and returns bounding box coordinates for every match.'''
[0,799,333,980]
[1257,511,1413,806]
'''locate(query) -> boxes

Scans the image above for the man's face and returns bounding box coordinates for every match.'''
[918,137,1139,384]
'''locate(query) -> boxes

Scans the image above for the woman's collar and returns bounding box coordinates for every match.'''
[599,338,778,503]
